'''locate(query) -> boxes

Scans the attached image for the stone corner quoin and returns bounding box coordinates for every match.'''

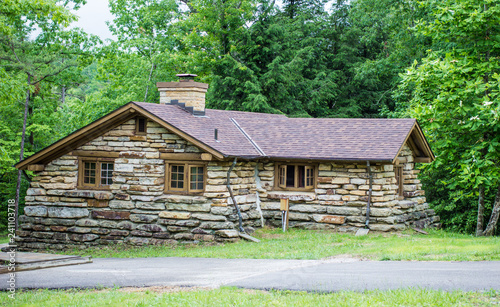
[16,119,439,250]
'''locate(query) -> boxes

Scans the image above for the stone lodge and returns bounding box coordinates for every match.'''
[14,74,440,250]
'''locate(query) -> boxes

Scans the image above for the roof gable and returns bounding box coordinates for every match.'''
[15,102,227,170]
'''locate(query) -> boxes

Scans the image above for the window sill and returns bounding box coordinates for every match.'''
[267,191,316,202]
[77,185,111,190]
[163,190,205,196]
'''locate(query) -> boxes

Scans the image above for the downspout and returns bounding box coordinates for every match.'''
[227,157,245,233]
[365,161,373,228]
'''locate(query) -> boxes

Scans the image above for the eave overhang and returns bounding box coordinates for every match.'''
[392,120,435,164]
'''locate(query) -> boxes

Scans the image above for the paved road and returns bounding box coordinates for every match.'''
[1,257,499,292]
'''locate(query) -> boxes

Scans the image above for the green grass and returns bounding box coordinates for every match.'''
[0,231,9,244]
[1,287,499,307]
[54,228,500,261]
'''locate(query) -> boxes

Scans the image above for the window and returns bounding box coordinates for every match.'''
[78,158,114,189]
[395,165,404,197]
[276,163,315,190]
[165,162,206,194]
[136,117,147,134]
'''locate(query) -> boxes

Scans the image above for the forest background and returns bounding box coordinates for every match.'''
[1,0,499,235]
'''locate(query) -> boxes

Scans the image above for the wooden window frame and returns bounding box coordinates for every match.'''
[274,163,317,191]
[164,161,207,195]
[77,157,115,190]
[135,117,147,135]
[395,165,404,197]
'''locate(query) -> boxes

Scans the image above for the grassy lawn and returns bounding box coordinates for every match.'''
[0,231,9,244]
[54,228,500,261]
[1,287,499,307]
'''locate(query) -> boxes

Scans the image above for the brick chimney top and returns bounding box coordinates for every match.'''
[157,74,208,116]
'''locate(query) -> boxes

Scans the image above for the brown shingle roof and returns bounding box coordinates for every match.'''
[135,102,421,162]
[16,101,433,170]
[135,102,286,158]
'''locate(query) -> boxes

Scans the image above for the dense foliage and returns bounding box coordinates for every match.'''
[393,0,500,235]
[0,0,498,235]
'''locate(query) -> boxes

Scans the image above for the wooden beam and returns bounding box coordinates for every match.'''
[201,153,212,161]
[27,164,44,171]
[160,153,204,161]
[415,157,432,163]
[71,151,120,158]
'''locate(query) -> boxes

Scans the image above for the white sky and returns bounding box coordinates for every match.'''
[71,0,115,41]
[70,0,335,42]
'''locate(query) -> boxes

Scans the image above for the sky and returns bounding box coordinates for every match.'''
[71,0,115,41]
[70,0,335,41]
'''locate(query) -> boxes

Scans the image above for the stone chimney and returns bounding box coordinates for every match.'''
[156,74,208,116]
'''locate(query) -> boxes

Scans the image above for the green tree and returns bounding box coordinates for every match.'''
[0,0,95,230]
[107,0,180,102]
[394,0,500,235]
[207,0,344,116]
[206,0,432,118]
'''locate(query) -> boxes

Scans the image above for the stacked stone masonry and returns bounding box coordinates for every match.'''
[16,120,439,250]
[259,144,440,232]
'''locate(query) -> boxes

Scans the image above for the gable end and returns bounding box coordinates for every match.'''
[15,103,225,170]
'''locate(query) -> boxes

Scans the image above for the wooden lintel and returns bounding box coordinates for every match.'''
[71,151,120,158]
[27,164,45,171]
[160,153,204,161]
[201,153,213,161]
[415,157,432,163]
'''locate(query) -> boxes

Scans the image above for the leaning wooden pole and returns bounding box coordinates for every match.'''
[227,157,244,232]
[14,74,31,232]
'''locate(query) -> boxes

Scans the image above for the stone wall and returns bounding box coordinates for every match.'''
[16,119,261,250]
[16,119,439,250]
[258,144,440,232]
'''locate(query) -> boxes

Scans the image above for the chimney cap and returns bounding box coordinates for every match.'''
[176,73,198,78]
[176,74,197,82]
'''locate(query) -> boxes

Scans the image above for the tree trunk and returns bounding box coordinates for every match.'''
[14,74,31,231]
[144,62,155,102]
[28,104,34,147]
[476,185,485,236]
[482,184,500,236]
[62,86,66,104]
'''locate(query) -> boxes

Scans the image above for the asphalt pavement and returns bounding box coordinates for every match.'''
[1,257,499,292]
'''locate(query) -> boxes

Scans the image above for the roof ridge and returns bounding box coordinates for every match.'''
[230,118,266,156]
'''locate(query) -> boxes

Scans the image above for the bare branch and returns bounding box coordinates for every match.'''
[30,63,77,85]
